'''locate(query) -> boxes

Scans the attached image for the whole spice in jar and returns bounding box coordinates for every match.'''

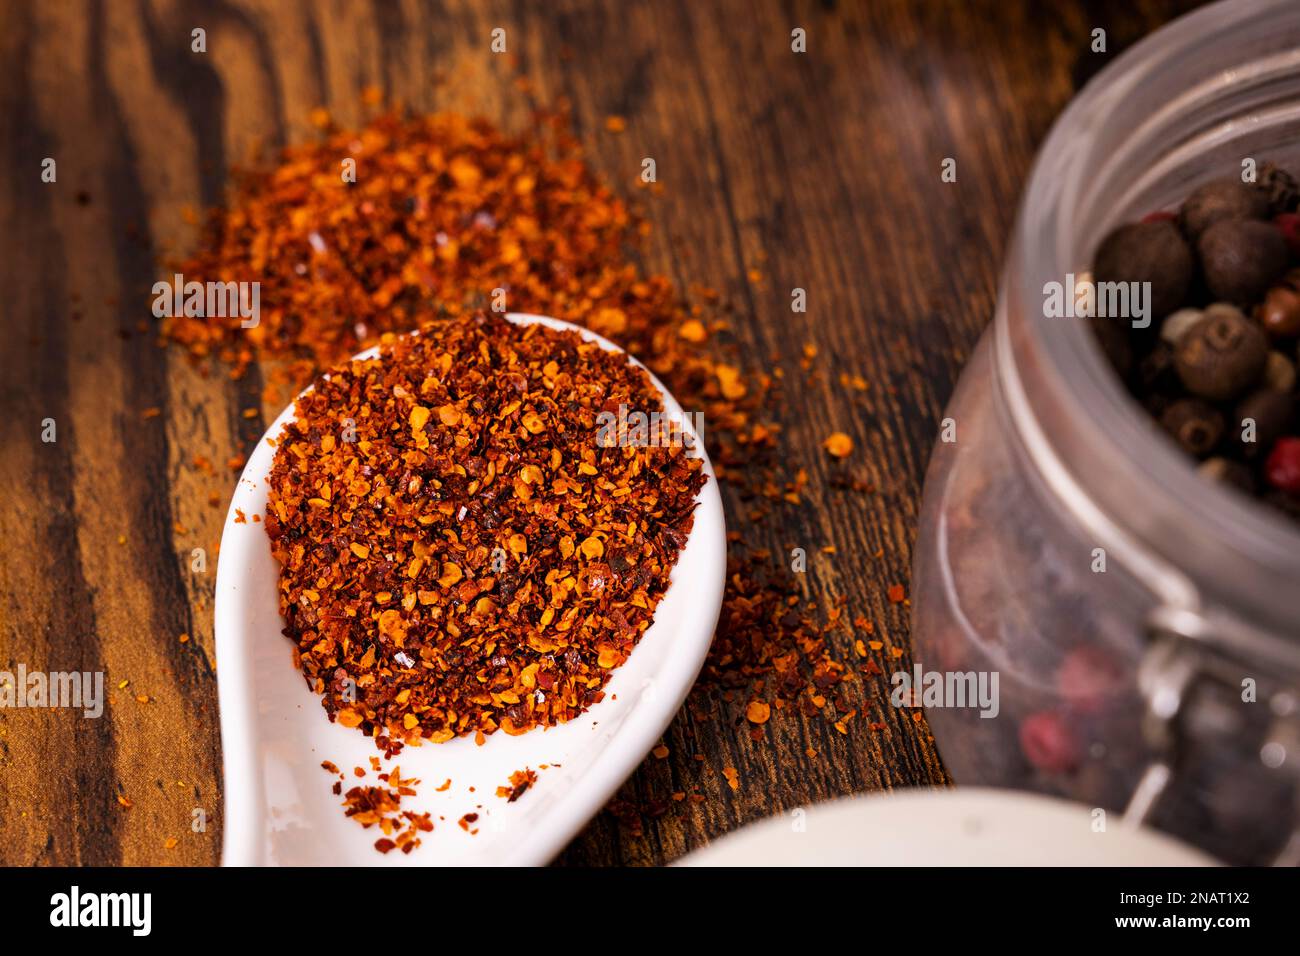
[264,312,707,750]
[1090,163,1300,525]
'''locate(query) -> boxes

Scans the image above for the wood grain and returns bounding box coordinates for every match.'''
[0,0,1207,866]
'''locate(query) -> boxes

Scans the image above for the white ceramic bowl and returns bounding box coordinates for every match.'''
[679,788,1218,866]
[215,313,726,865]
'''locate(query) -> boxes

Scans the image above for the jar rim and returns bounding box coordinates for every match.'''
[1003,0,1300,644]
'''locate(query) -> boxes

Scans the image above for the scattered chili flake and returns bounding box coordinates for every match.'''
[233,508,247,524]
[163,837,178,849]
[265,313,706,748]
[651,744,669,759]
[340,771,431,855]
[495,767,538,802]
[722,766,740,791]
[745,700,771,725]
[887,584,906,604]
[604,115,626,133]
[822,432,853,458]
[677,319,707,343]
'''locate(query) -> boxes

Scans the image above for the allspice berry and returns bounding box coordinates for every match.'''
[1160,398,1224,457]
[1137,340,1178,394]
[1174,307,1269,401]
[1093,220,1192,320]
[1197,219,1289,305]
[1178,178,1270,240]
[1235,389,1295,459]
[1264,350,1297,392]
[1257,269,1300,337]
[1255,162,1300,217]
[1159,307,1204,346]
[1198,456,1256,494]
[1089,314,1132,377]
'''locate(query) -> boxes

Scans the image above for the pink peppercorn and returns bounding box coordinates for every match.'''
[1019,711,1079,773]
[1264,437,1300,493]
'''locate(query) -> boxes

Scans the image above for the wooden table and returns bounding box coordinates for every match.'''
[0,0,1207,866]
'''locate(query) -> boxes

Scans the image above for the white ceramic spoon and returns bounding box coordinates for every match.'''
[214,313,726,865]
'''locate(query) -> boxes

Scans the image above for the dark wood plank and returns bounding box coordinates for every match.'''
[0,0,1208,866]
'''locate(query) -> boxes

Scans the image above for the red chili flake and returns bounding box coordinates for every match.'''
[265,313,706,748]
[496,767,539,802]
[339,765,427,854]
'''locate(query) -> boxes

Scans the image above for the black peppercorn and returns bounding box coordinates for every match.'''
[1254,162,1300,217]
[1197,219,1289,305]
[1160,398,1224,457]
[1178,178,1270,240]
[1234,388,1295,459]
[1174,307,1269,401]
[1093,220,1192,320]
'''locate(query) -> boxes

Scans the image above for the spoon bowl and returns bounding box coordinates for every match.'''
[214,313,726,865]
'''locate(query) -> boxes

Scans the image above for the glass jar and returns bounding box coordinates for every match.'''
[912,0,1300,865]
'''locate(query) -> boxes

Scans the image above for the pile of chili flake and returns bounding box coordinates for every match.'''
[265,312,706,749]
[166,107,870,801]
